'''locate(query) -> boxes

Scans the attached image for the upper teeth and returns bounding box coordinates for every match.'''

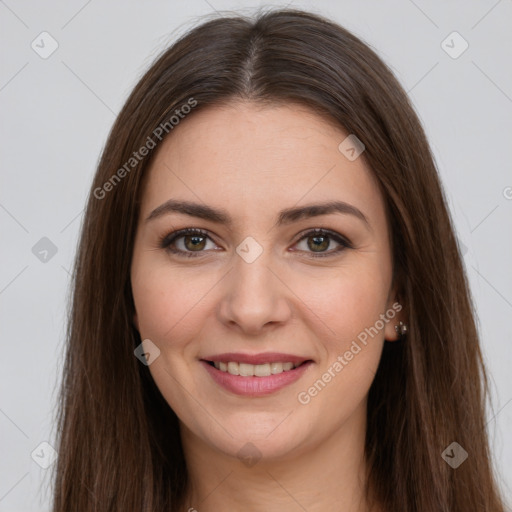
[213,361,300,377]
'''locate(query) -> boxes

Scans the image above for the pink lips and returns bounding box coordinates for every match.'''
[203,352,309,365]
[200,352,313,396]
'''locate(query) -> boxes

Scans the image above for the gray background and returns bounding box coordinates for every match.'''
[1,0,511,510]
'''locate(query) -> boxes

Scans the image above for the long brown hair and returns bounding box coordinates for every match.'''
[51,8,508,511]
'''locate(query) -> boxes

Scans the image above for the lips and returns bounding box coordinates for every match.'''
[202,352,310,366]
[200,352,313,396]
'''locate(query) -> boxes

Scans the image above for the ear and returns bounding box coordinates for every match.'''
[384,289,406,342]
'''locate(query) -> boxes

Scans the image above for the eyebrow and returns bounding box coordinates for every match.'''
[146,199,371,230]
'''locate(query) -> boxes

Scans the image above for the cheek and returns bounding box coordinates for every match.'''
[292,261,391,406]
[294,271,389,419]
[131,258,215,348]
[293,259,391,345]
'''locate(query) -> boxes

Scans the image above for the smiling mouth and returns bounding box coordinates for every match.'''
[204,360,310,377]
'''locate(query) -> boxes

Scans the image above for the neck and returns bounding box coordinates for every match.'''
[178,404,380,512]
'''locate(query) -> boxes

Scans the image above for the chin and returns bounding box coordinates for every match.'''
[192,413,311,464]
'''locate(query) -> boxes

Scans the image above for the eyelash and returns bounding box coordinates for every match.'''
[159,228,353,259]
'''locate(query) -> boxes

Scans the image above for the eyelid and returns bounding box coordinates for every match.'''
[160,227,352,258]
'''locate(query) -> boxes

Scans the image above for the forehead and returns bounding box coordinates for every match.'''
[140,101,386,229]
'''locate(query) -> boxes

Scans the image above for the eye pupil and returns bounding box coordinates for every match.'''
[185,235,206,251]
[308,235,329,252]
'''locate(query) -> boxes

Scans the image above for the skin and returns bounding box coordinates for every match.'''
[130,101,404,512]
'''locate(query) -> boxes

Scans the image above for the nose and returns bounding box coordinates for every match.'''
[218,248,292,335]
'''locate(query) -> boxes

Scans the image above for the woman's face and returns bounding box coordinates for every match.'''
[131,101,402,462]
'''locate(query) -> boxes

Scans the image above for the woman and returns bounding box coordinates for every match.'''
[51,8,508,512]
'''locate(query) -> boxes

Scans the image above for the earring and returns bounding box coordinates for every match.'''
[395,321,408,338]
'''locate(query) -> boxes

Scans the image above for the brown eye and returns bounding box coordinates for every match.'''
[307,234,330,252]
[183,234,207,251]
[294,229,352,258]
[160,227,351,259]
[160,228,217,257]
